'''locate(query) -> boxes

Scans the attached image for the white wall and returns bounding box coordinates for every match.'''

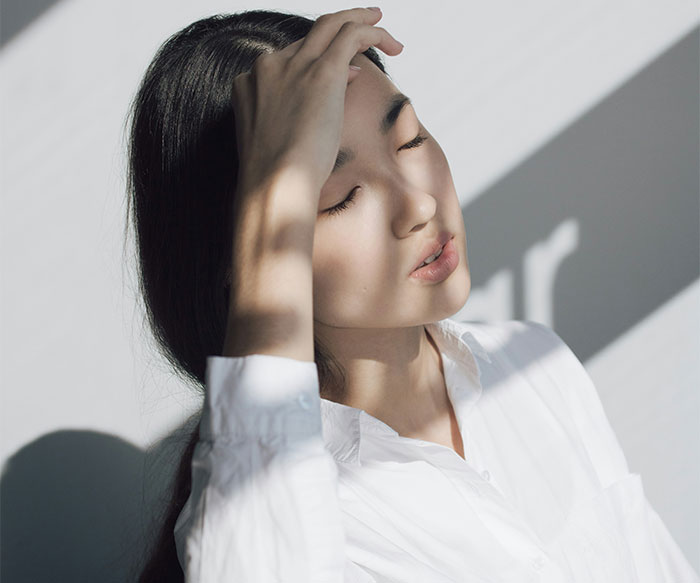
[1,0,698,579]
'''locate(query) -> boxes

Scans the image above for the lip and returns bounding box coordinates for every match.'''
[409,237,459,282]
[410,231,454,274]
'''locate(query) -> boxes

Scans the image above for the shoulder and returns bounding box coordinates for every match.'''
[448,318,595,426]
[456,318,597,404]
[452,319,630,485]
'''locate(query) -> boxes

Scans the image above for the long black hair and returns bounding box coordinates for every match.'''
[124,9,388,581]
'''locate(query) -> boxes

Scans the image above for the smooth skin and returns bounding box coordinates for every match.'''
[224,7,471,453]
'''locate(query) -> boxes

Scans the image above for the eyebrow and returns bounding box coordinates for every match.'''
[332,93,412,174]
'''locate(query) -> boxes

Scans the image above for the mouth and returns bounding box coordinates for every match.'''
[409,236,459,282]
[411,232,454,274]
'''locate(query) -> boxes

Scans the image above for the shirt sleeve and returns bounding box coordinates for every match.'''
[525,320,700,581]
[172,353,377,583]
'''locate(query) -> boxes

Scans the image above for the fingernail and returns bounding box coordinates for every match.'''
[349,65,362,71]
[367,6,381,11]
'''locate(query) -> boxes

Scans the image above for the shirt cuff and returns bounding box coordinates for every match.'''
[200,354,322,441]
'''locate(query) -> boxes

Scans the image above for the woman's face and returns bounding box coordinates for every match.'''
[312,54,471,329]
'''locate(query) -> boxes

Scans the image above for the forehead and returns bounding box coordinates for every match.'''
[344,53,407,123]
[332,64,414,174]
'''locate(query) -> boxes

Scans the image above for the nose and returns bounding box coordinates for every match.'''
[391,185,438,237]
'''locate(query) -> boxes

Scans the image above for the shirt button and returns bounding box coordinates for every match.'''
[297,394,310,410]
[531,556,547,571]
[480,470,490,481]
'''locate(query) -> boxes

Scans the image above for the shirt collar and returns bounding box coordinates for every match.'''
[319,318,492,465]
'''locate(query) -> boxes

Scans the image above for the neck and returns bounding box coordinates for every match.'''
[314,322,450,437]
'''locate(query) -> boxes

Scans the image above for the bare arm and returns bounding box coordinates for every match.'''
[222,169,318,362]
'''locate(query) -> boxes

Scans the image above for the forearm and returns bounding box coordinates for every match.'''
[223,169,318,362]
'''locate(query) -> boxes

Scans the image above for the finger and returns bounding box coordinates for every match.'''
[276,36,305,59]
[274,8,376,61]
[322,22,403,73]
[293,7,387,61]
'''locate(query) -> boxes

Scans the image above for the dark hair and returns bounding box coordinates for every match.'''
[124,9,388,581]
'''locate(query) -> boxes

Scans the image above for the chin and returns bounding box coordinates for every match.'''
[425,275,469,324]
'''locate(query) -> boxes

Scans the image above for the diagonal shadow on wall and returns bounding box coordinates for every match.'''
[0,0,66,49]
[462,25,699,361]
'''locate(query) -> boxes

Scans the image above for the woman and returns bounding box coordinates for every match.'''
[126,7,699,582]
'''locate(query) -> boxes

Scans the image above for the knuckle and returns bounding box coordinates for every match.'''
[315,13,333,26]
[338,20,360,34]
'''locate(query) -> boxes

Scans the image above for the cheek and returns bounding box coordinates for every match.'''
[312,221,390,323]
[312,252,367,324]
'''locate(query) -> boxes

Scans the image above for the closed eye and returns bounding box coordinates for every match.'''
[398,132,429,152]
[323,132,430,217]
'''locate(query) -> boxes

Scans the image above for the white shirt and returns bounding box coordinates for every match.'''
[173,318,699,582]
